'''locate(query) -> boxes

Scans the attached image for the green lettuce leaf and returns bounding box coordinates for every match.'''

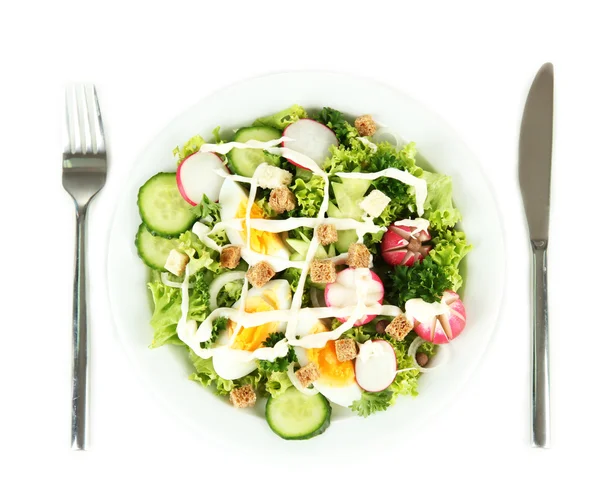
[253,104,308,130]
[265,371,293,398]
[422,171,462,230]
[147,276,212,348]
[216,280,243,308]
[289,174,325,218]
[176,230,220,275]
[191,194,221,223]
[173,135,205,165]
[189,351,263,396]
[430,229,472,291]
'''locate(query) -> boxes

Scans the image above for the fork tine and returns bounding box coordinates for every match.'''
[91,86,105,153]
[78,85,93,155]
[70,85,83,154]
[64,86,73,154]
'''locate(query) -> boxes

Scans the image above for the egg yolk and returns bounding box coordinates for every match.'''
[307,323,356,387]
[236,200,285,256]
[228,293,279,351]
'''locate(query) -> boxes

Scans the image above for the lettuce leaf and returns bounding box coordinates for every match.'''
[216,279,243,308]
[189,351,263,396]
[422,171,462,230]
[176,230,220,275]
[147,276,212,348]
[265,371,293,398]
[430,229,472,291]
[253,104,308,130]
[173,135,205,165]
[289,174,325,218]
[191,194,221,223]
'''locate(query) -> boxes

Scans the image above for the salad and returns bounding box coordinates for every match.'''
[134,105,471,440]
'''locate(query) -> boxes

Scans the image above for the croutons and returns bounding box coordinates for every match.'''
[347,243,371,269]
[316,224,338,246]
[254,163,293,189]
[246,261,276,288]
[164,250,189,277]
[385,313,413,341]
[295,363,320,388]
[220,245,241,269]
[335,339,357,362]
[355,114,377,137]
[229,384,256,408]
[310,259,337,284]
[359,190,391,218]
[269,186,297,214]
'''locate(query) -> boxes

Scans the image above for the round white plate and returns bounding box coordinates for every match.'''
[107,72,504,456]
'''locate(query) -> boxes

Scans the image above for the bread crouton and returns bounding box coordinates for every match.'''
[355,115,377,137]
[220,245,241,269]
[316,224,338,246]
[269,186,297,214]
[335,339,357,362]
[295,363,320,388]
[347,243,371,269]
[229,384,256,408]
[310,259,337,284]
[385,313,413,341]
[246,261,275,288]
[164,250,189,277]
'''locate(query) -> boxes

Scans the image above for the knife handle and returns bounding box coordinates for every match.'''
[531,240,550,448]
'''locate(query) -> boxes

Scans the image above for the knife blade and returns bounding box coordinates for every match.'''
[518,62,554,448]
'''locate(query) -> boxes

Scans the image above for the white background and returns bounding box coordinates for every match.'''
[1,0,598,488]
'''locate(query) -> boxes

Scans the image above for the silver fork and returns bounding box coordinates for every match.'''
[62,85,107,450]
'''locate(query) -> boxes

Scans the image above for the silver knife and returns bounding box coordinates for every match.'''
[519,62,554,448]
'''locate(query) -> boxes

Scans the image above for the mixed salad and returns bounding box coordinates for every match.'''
[135,105,471,440]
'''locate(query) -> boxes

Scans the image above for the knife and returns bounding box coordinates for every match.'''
[518,62,554,448]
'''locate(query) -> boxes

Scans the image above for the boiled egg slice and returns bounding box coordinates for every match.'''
[219,178,290,261]
[212,280,292,380]
[294,321,362,407]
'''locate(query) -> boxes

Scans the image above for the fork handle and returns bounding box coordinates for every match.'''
[531,240,550,448]
[71,205,89,450]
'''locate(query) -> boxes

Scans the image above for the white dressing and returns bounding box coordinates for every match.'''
[200,136,292,154]
[393,218,430,236]
[405,298,450,324]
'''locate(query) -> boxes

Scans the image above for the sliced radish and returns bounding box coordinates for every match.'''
[381,224,432,266]
[324,268,384,326]
[355,340,397,392]
[283,119,339,169]
[176,152,226,205]
[409,291,467,344]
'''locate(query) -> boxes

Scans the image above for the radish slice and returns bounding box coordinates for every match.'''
[282,119,339,169]
[324,268,384,326]
[355,340,397,392]
[381,223,432,267]
[409,290,467,344]
[176,152,225,205]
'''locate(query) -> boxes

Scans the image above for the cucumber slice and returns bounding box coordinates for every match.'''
[228,126,282,177]
[135,223,179,271]
[138,173,196,237]
[266,387,331,440]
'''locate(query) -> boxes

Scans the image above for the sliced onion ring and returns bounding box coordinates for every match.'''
[287,362,319,396]
[372,127,405,148]
[407,336,451,373]
[208,271,246,310]
[309,287,326,308]
[161,272,193,289]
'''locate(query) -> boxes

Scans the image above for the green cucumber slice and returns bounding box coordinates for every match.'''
[228,126,282,177]
[135,223,179,271]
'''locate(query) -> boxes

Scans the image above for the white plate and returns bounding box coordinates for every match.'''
[107,72,504,455]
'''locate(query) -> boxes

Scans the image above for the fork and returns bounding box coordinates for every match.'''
[62,85,107,450]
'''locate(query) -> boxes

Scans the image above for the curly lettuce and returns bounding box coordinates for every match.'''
[430,229,472,291]
[176,230,220,275]
[148,276,211,348]
[265,371,293,398]
[173,135,205,165]
[422,171,462,231]
[253,104,308,130]
[289,174,325,218]
[315,107,359,146]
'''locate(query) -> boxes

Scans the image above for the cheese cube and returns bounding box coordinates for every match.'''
[359,190,391,218]
[164,250,189,277]
[254,163,293,189]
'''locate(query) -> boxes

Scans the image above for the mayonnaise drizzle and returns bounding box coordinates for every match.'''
[337,168,428,216]
[200,136,292,154]
[393,218,430,237]
[177,133,424,369]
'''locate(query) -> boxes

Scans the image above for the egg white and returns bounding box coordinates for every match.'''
[211,280,292,381]
[219,178,290,261]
